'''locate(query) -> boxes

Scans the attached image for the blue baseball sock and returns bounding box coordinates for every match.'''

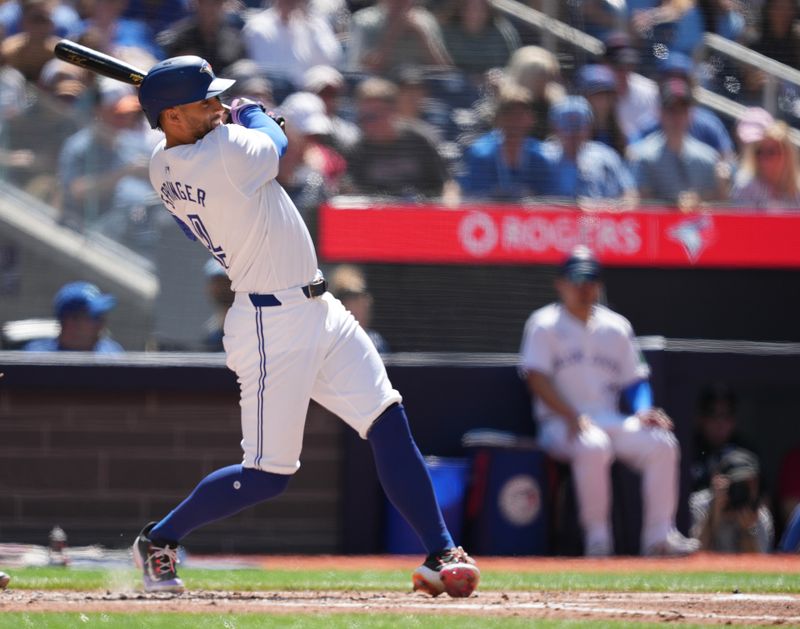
[149,464,290,544]
[368,403,453,555]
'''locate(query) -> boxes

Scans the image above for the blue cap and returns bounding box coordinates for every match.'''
[657,51,694,78]
[54,282,116,319]
[559,246,601,283]
[550,96,594,132]
[138,55,235,129]
[578,64,616,95]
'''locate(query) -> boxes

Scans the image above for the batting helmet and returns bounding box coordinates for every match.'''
[138,56,235,129]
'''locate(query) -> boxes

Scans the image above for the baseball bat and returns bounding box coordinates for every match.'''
[54,39,146,86]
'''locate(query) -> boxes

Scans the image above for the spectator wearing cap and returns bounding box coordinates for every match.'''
[504,45,565,141]
[202,258,234,352]
[544,96,638,209]
[329,264,390,354]
[156,0,246,71]
[577,63,627,157]
[276,90,346,218]
[630,51,735,162]
[627,77,727,209]
[731,113,800,211]
[438,0,521,80]
[242,0,342,83]
[0,0,61,82]
[601,31,659,144]
[690,447,774,553]
[23,281,124,352]
[459,81,554,201]
[520,245,699,557]
[345,76,455,201]
[346,0,452,75]
[57,78,161,231]
[303,65,361,153]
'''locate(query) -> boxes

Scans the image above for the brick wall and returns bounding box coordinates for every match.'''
[0,366,343,554]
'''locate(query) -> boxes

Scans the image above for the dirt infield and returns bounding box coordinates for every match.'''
[2,554,799,625]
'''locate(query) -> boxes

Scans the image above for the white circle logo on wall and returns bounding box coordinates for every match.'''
[498,474,541,526]
[459,212,498,257]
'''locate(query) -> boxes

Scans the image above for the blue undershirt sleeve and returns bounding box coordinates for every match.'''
[622,379,653,414]
[236,107,288,157]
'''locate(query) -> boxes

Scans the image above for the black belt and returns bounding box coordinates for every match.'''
[249,278,328,307]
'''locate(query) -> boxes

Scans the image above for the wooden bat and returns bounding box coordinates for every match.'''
[54,39,146,86]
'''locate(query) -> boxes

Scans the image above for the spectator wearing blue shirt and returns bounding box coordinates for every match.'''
[577,64,628,157]
[544,96,638,210]
[631,52,735,163]
[459,81,554,201]
[23,282,124,353]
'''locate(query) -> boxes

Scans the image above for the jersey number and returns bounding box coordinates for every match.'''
[188,214,228,269]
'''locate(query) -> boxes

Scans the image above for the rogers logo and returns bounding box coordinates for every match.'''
[459,212,498,257]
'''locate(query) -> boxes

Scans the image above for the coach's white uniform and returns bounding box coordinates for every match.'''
[150,122,400,475]
[519,302,680,554]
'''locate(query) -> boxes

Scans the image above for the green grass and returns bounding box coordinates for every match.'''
[6,565,800,593]
[0,613,712,629]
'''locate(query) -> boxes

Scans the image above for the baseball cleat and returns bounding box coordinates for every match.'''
[644,529,701,557]
[0,571,10,590]
[133,522,185,593]
[412,546,480,598]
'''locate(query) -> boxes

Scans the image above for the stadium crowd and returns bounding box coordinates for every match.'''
[1,0,800,251]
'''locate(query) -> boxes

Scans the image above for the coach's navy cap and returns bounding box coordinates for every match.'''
[559,246,601,283]
[54,282,116,319]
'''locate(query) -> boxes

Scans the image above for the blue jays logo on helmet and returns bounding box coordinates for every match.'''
[138,55,235,129]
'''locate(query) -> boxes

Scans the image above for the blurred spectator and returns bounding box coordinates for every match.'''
[690,447,774,553]
[438,0,521,80]
[123,0,189,35]
[567,0,628,42]
[602,31,659,144]
[329,264,390,354]
[731,119,800,211]
[156,0,245,69]
[0,0,81,39]
[0,59,87,205]
[753,0,800,69]
[77,0,162,60]
[303,64,361,153]
[202,258,233,352]
[519,246,699,557]
[57,79,161,232]
[277,91,346,217]
[504,45,565,140]
[242,0,342,83]
[23,281,124,352]
[628,77,727,209]
[779,503,800,552]
[689,383,753,493]
[543,96,638,209]
[346,0,452,74]
[631,52,735,162]
[223,59,275,106]
[695,0,746,41]
[0,0,61,82]
[344,76,454,200]
[459,81,553,201]
[577,64,628,157]
[394,65,443,142]
[630,0,704,59]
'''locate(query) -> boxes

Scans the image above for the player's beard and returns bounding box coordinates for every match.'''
[192,112,225,141]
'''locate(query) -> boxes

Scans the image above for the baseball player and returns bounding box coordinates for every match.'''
[130,56,479,598]
[519,246,700,556]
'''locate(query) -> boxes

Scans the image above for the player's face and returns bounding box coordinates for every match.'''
[556,278,600,316]
[171,97,226,141]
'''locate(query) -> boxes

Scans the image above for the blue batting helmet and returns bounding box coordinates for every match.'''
[138,56,235,129]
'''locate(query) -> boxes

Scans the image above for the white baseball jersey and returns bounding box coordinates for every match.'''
[519,302,650,425]
[150,122,400,474]
[150,123,318,293]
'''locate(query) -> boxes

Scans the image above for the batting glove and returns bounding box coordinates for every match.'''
[229,98,286,130]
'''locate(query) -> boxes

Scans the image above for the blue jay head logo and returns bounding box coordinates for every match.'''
[199,61,214,78]
[668,215,715,263]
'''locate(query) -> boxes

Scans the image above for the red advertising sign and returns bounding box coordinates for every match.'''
[319,200,800,268]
